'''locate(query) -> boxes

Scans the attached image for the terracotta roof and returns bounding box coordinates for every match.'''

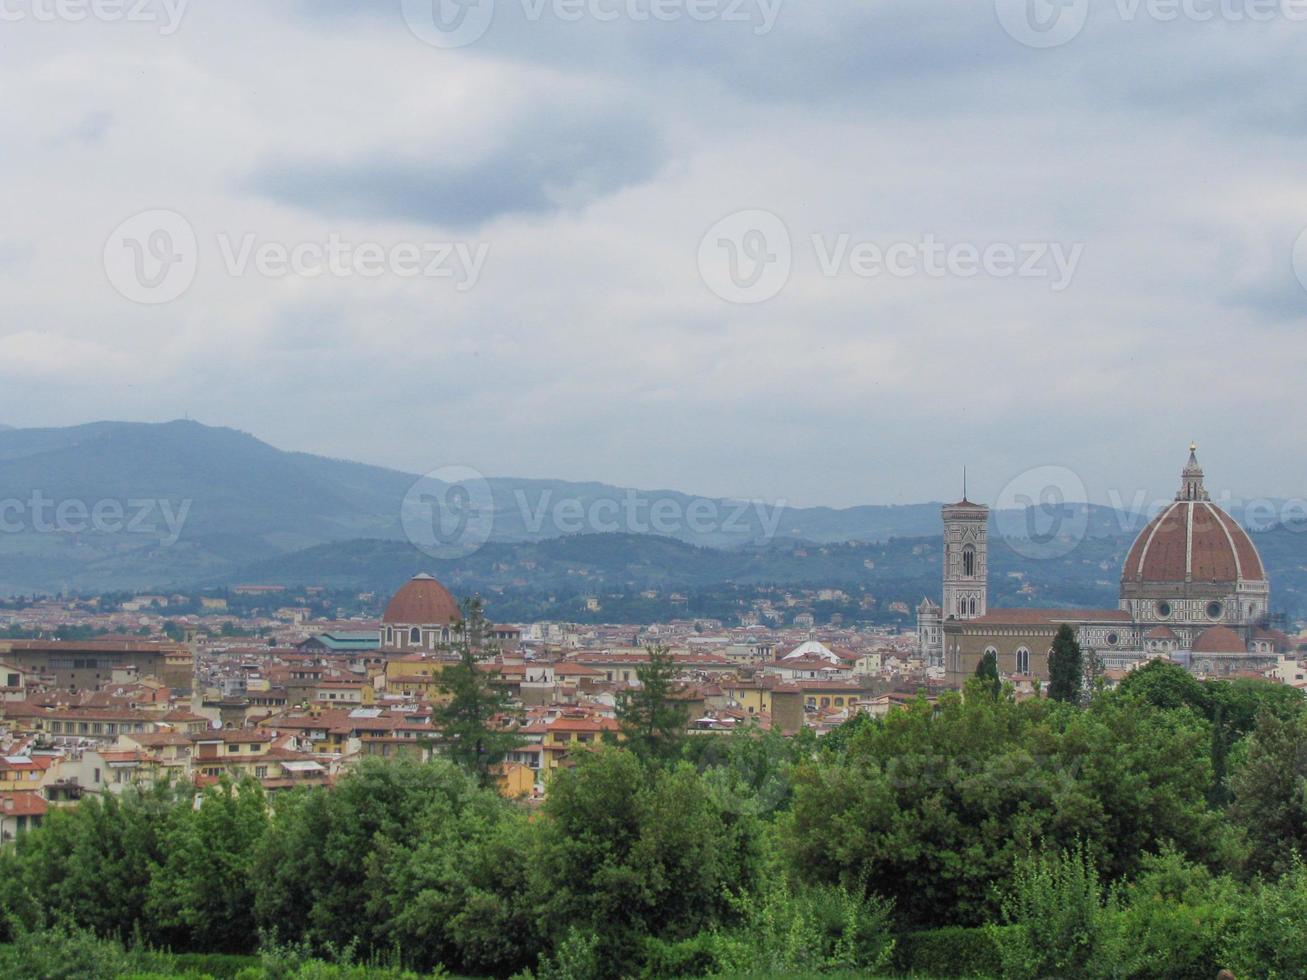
[0,792,48,817]
[382,574,461,626]
[1145,626,1178,640]
[966,608,1130,625]
[1192,626,1248,654]
[546,716,620,733]
[8,639,186,654]
[1124,501,1265,584]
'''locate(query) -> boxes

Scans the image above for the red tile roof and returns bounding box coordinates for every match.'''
[1124,501,1265,584]
[966,608,1130,625]
[382,574,461,626]
[0,792,48,817]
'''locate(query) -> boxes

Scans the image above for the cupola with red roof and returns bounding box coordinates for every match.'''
[1119,445,1269,639]
[380,573,462,651]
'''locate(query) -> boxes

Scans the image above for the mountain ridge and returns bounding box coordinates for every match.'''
[0,420,1301,620]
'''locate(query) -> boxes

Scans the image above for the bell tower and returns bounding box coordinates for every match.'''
[942,482,989,621]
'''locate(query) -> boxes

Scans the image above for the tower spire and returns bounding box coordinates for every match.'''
[963,466,967,502]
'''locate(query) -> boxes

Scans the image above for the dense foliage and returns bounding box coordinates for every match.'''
[4,663,1307,977]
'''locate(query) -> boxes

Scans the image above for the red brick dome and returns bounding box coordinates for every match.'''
[382,573,461,625]
[1192,625,1247,654]
[1123,448,1265,586]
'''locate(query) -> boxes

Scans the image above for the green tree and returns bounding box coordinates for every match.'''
[974,649,1001,698]
[616,644,688,763]
[529,748,763,973]
[147,777,269,953]
[363,761,539,975]
[1229,709,1307,879]
[254,756,470,953]
[1048,623,1084,704]
[434,597,522,786]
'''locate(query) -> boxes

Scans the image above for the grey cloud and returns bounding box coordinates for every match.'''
[244,110,664,228]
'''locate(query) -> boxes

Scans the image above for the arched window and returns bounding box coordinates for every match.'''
[409,627,421,645]
[1016,647,1030,674]
[962,545,976,577]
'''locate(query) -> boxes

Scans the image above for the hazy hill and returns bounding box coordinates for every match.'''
[203,524,1307,622]
[0,420,1301,621]
[0,420,948,593]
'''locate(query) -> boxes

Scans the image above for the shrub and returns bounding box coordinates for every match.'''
[893,925,1009,977]
[1222,859,1307,978]
[1104,848,1239,980]
[0,923,137,979]
[642,880,894,977]
[989,845,1115,980]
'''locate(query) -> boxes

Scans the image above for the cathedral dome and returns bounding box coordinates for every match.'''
[382,573,461,625]
[1122,447,1265,587]
[1192,625,1247,654]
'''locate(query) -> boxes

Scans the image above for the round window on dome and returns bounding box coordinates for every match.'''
[1106,632,1119,646]
[1157,601,1172,619]
[1207,601,1223,620]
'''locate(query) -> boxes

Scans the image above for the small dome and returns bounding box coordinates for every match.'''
[1192,625,1246,654]
[1145,625,1177,641]
[382,573,461,625]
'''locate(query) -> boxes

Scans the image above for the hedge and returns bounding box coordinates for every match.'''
[893,925,1012,977]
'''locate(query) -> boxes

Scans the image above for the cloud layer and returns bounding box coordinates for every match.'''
[1,0,1305,509]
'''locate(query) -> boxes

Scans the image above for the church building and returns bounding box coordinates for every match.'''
[920,446,1291,687]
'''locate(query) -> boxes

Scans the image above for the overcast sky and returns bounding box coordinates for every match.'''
[1,0,1305,509]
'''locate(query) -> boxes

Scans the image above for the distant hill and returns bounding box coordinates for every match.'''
[0,420,950,593]
[0,420,1301,621]
[200,524,1307,622]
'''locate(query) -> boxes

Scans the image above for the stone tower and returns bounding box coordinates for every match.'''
[942,493,989,621]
